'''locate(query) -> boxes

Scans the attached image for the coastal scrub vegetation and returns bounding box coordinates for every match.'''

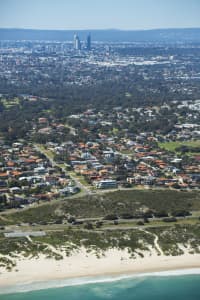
[0,190,199,226]
[1,224,200,271]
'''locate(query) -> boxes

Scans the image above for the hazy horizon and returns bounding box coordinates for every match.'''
[1,0,200,31]
[1,26,200,31]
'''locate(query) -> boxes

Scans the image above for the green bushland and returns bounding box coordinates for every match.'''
[1,190,199,225]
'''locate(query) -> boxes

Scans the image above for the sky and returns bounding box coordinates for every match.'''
[0,0,200,30]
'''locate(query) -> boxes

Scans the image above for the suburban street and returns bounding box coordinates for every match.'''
[34,144,92,195]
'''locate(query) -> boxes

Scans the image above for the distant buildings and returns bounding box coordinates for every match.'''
[74,34,81,50]
[73,33,91,51]
[86,34,91,51]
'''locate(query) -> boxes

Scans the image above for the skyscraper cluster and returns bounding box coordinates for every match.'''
[73,33,91,51]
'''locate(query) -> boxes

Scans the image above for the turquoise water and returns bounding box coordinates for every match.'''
[0,274,200,300]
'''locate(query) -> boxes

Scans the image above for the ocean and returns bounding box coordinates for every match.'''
[0,270,200,300]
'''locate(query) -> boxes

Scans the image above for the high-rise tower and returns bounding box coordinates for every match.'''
[86,34,91,51]
[74,34,81,50]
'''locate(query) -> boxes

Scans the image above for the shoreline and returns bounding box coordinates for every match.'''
[0,249,200,294]
[1,268,200,295]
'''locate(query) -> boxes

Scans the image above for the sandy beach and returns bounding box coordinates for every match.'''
[0,248,200,290]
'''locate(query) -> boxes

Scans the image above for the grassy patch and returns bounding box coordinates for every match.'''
[36,144,55,160]
[159,140,200,152]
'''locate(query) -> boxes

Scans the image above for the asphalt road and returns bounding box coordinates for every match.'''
[34,144,92,195]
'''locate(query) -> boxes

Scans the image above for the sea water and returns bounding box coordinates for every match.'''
[0,270,200,300]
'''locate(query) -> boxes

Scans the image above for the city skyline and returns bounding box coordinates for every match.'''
[0,0,200,30]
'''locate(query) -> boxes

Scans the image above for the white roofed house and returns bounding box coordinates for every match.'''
[95,179,118,189]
